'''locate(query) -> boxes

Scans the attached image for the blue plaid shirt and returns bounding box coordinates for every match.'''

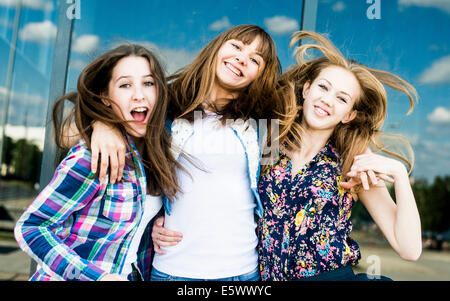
[15,138,154,281]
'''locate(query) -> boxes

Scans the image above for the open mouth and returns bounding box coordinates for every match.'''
[225,62,243,77]
[314,106,330,116]
[130,107,149,122]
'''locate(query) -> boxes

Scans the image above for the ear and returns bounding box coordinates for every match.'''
[342,109,357,124]
[100,93,111,107]
[302,81,311,99]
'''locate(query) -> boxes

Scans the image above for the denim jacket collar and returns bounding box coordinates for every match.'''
[164,117,264,217]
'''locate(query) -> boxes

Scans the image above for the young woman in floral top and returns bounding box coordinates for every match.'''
[257,31,422,281]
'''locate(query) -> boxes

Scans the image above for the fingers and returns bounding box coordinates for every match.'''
[151,217,182,251]
[367,170,378,186]
[107,145,126,184]
[359,171,370,190]
[91,145,99,175]
[339,177,360,189]
[153,242,165,255]
[117,146,126,182]
[109,152,119,184]
[377,173,395,183]
[99,152,109,184]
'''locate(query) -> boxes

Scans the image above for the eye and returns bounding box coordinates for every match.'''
[144,81,154,87]
[338,96,348,103]
[119,83,131,88]
[250,58,260,65]
[231,43,241,50]
[318,84,328,91]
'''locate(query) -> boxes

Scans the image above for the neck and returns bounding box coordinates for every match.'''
[204,83,238,111]
[295,123,333,159]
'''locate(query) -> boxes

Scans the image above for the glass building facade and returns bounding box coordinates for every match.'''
[0,0,449,280]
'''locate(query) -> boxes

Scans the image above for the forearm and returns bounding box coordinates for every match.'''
[15,214,106,281]
[392,168,422,261]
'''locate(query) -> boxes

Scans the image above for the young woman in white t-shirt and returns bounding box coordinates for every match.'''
[85,25,297,281]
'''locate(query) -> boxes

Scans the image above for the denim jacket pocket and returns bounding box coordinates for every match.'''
[102,182,138,222]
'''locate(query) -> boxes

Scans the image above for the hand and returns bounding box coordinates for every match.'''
[151,216,183,254]
[339,170,390,190]
[100,274,129,281]
[341,153,406,190]
[91,121,126,184]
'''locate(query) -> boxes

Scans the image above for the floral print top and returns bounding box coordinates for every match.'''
[257,142,361,280]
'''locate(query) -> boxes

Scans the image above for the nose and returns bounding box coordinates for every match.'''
[321,93,333,107]
[235,54,247,66]
[132,85,145,101]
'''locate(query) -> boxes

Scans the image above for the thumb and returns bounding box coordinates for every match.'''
[156,217,164,226]
[339,178,359,189]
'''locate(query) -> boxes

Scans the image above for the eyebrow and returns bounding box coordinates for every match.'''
[232,39,264,57]
[320,78,352,98]
[115,74,153,82]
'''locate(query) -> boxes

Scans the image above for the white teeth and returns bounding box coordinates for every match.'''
[133,107,147,112]
[315,107,328,116]
[225,62,242,77]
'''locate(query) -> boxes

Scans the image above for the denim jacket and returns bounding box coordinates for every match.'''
[163,117,266,218]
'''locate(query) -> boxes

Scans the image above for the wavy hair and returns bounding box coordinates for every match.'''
[167,25,293,121]
[53,44,182,199]
[282,31,418,185]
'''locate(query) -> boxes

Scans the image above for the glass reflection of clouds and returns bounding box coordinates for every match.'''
[0,0,448,182]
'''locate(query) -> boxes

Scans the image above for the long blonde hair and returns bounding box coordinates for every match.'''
[282,31,418,181]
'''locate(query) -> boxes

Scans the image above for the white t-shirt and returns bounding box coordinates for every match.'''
[121,194,162,277]
[152,113,258,279]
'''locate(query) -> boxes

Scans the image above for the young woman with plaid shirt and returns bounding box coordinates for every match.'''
[14,45,181,281]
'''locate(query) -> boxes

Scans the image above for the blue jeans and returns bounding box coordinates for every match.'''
[299,266,393,281]
[150,267,260,281]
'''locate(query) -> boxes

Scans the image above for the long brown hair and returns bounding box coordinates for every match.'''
[282,31,418,183]
[167,25,289,122]
[53,44,181,199]
[167,24,297,159]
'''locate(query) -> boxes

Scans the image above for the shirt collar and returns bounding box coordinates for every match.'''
[280,140,341,165]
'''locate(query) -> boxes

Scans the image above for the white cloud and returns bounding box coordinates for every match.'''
[0,86,46,105]
[264,15,299,36]
[209,16,231,31]
[398,0,450,14]
[332,1,346,12]
[419,55,450,85]
[72,34,100,54]
[158,47,198,74]
[4,125,45,150]
[69,59,88,71]
[19,20,57,44]
[411,138,450,181]
[0,0,54,11]
[427,107,450,124]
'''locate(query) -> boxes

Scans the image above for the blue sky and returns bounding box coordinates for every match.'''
[0,0,449,182]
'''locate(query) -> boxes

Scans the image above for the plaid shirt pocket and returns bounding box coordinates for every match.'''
[102,182,138,222]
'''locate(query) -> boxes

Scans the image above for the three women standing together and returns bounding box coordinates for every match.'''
[15,25,421,281]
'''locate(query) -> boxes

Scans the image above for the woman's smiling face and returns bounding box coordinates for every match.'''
[214,36,265,92]
[301,65,360,133]
[105,55,157,138]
